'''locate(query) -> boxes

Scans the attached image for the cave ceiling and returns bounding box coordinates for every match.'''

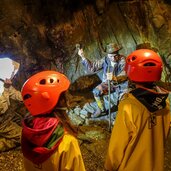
[0,0,170,90]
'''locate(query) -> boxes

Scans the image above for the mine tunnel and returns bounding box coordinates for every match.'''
[0,0,171,170]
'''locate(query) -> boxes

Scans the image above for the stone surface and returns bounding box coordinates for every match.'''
[0,0,171,86]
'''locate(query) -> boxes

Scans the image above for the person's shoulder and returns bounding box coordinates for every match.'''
[59,133,79,152]
[119,92,138,104]
[62,133,78,145]
[120,92,129,101]
[119,93,139,114]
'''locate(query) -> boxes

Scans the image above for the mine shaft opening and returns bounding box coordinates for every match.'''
[0,57,20,95]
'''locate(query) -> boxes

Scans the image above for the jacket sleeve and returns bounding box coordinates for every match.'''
[0,86,22,114]
[58,134,86,171]
[82,57,104,73]
[105,101,136,171]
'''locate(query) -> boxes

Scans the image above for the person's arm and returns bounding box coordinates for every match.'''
[58,134,86,171]
[105,101,136,171]
[78,48,104,72]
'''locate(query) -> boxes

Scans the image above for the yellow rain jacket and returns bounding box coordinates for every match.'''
[105,87,170,171]
[23,133,86,171]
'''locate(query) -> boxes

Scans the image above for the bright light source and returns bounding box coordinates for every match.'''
[0,58,15,95]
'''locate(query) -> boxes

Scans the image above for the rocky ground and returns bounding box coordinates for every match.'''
[0,121,171,171]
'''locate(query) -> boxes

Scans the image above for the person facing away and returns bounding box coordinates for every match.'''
[21,71,86,171]
[78,43,128,118]
[105,49,171,171]
[0,78,22,152]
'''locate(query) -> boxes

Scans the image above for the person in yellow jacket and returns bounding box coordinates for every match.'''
[105,49,170,171]
[21,71,86,171]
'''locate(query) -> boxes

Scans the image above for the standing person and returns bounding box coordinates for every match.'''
[78,43,128,117]
[21,71,86,171]
[105,49,170,171]
[0,78,22,152]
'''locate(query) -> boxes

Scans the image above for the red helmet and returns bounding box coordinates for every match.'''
[125,49,163,82]
[21,71,70,116]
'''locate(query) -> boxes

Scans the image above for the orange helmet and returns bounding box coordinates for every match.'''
[125,49,163,82]
[21,71,70,116]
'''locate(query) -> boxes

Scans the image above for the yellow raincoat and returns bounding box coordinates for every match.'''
[105,91,170,171]
[23,133,86,171]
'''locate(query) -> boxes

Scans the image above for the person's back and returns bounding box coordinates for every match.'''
[105,86,170,171]
[21,71,86,171]
[105,49,170,171]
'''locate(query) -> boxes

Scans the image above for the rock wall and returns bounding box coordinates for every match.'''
[0,0,170,89]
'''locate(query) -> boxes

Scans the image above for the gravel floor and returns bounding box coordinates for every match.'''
[0,125,171,171]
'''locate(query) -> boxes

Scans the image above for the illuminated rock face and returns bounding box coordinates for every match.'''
[0,0,170,87]
[0,2,171,170]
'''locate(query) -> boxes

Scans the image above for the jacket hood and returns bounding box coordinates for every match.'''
[22,116,64,164]
[130,86,169,113]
